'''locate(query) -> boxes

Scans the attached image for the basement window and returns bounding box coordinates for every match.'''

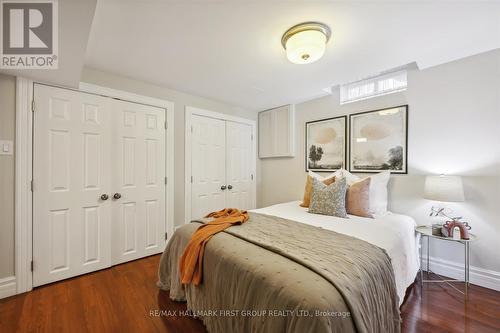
[340,70,407,104]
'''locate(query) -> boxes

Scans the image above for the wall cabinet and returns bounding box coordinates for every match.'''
[258,105,295,158]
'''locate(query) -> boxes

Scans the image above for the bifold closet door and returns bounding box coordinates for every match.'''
[33,84,112,287]
[225,121,254,210]
[111,100,166,264]
[190,115,226,219]
[190,115,255,220]
[33,84,167,286]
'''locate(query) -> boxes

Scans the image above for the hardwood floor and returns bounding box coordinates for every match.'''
[1,254,499,333]
[401,272,500,333]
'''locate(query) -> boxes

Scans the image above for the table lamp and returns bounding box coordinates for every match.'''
[424,175,469,238]
[424,175,464,203]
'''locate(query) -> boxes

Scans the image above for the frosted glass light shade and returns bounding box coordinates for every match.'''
[281,22,331,65]
[424,175,465,202]
[285,30,326,64]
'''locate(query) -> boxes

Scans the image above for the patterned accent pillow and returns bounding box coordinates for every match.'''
[309,177,348,218]
[300,175,336,208]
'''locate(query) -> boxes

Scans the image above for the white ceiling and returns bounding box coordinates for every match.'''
[85,0,500,111]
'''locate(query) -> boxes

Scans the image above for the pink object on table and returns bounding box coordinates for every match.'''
[441,221,470,240]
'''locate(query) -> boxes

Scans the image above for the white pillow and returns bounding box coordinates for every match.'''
[338,168,360,186]
[343,170,390,216]
[367,171,390,215]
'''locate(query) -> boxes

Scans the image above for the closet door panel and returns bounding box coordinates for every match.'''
[112,100,166,264]
[191,115,226,219]
[226,121,254,210]
[33,84,112,287]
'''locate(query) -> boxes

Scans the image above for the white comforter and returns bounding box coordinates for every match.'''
[251,201,420,305]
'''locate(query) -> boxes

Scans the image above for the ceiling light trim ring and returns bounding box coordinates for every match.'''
[281,21,331,49]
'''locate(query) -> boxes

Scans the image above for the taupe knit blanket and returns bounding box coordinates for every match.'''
[158,212,400,333]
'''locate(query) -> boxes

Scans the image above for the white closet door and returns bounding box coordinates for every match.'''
[225,121,254,210]
[191,115,226,219]
[111,100,166,264]
[33,84,112,287]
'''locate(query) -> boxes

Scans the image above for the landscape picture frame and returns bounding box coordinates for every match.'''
[349,105,408,174]
[305,115,347,172]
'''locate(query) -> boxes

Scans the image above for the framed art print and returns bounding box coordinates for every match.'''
[305,115,347,172]
[349,105,408,174]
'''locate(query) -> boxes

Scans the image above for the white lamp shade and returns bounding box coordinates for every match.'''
[285,30,326,64]
[424,175,465,202]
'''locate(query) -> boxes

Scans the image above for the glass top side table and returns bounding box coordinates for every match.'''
[415,225,477,299]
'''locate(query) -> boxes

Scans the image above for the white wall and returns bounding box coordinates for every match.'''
[81,67,257,229]
[258,49,500,274]
[0,74,16,279]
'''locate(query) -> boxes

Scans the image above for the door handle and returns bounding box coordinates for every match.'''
[220,185,227,190]
[227,185,233,190]
[113,193,122,199]
[100,194,109,201]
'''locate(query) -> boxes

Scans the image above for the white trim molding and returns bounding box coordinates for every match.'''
[184,106,257,224]
[15,77,33,294]
[0,276,17,299]
[186,106,256,127]
[427,256,500,292]
[78,82,174,110]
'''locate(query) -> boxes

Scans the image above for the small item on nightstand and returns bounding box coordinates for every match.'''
[431,224,443,236]
[452,227,461,240]
[441,220,471,240]
[441,225,450,237]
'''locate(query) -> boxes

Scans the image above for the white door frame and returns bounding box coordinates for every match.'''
[184,106,256,224]
[15,78,175,294]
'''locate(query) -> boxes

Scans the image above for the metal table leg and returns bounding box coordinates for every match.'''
[420,235,423,287]
[465,242,470,299]
[427,235,430,272]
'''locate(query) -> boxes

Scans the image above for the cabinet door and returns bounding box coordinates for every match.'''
[111,100,166,264]
[191,115,227,219]
[225,121,255,210]
[258,105,294,158]
[258,110,273,158]
[33,84,112,286]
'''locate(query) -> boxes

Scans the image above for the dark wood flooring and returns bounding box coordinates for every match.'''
[1,254,499,333]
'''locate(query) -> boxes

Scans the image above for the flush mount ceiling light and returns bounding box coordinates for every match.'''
[281,21,331,64]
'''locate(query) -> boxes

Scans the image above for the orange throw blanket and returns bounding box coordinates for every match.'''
[179,208,249,285]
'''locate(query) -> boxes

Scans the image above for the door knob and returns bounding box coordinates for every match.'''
[100,194,109,201]
[220,185,227,190]
[113,193,122,199]
[227,185,233,190]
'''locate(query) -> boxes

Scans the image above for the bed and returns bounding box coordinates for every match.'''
[158,201,420,333]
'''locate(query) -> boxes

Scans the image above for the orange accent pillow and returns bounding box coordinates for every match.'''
[346,177,372,218]
[300,175,336,207]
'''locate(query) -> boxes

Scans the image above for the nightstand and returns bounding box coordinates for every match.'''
[415,225,477,299]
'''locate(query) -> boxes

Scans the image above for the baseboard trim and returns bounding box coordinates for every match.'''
[427,256,500,292]
[0,276,17,299]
